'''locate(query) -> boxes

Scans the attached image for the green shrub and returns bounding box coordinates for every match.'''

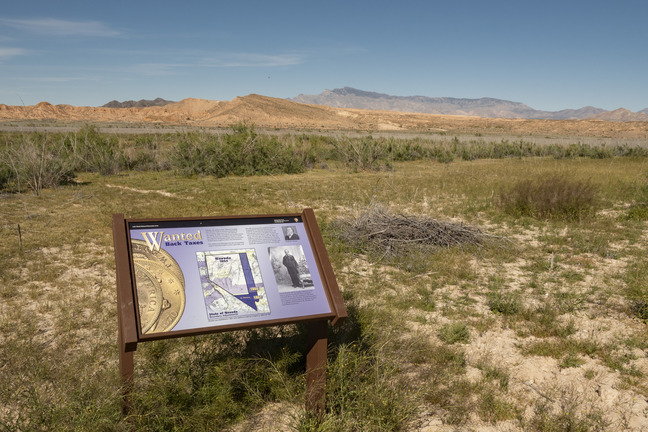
[389,139,428,161]
[121,134,170,171]
[289,134,331,168]
[169,130,214,175]
[0,155,12,191]
[500,175,598,220]
[65,124,122,175]
[170,124,306,177]
[0,133,74,194]
[331,136,392,171]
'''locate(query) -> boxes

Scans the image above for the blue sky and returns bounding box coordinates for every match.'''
[1,0,646,111]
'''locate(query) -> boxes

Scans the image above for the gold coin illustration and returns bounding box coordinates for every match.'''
[131,239,184,281]
[133,263,164,333]
[134,259,186,333]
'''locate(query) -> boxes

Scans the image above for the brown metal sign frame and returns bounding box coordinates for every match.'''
[112,209,346,416]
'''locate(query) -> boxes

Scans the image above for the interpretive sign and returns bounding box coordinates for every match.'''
[112,209,346,415]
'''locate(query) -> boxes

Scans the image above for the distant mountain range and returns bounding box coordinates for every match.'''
[2,95,646,137]
[99,91,648,121]
[290,87,648,121]
[102,97,175,108]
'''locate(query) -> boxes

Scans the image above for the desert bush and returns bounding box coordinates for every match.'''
[388,138,428,161]
[550,142,612,160]
[431,146,455,164]
[0,155,12,191]
[0,133,74,194]
[121,134,171,171]
[170,124,305,177]
[500,175,598,220]
[63,124,122,175]
[331,136,392,171]
[169,130,214,175]
[224,124,305,175]
[284,134,333,168]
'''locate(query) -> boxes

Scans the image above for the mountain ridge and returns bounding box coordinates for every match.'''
[1,94,647,139]
[102,97,175,108]
[290,87,648,121]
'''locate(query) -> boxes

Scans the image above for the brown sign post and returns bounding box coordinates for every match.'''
[112,209,346,416]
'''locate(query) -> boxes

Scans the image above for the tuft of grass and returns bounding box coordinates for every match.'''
[522,305,577,338]
[487,292,522,316]
[526,386,609,432]
[478,392,517,423]
[437,322,471,344]
[128,330,305,430]
[559,352,586,369]
[523,338,600,361]
[500,175,598,220]
[623,176,648,220]
[624,257,648,322]
[625,204,648,221]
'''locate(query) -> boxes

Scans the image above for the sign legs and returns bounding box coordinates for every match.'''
[119,322,328,418]
[119,332,134,418]
[305,320,328,414]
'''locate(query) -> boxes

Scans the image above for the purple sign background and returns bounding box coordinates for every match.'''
[129,219,332,334]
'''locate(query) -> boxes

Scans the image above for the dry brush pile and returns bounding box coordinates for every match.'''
[332,204,498,262]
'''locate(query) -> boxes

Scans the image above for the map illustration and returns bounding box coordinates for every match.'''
[196,249,270,321]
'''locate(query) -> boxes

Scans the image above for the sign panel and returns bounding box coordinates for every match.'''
[125,213,338,339]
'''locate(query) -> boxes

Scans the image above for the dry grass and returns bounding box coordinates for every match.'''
[1,130,648,431]
[500,175,598,220]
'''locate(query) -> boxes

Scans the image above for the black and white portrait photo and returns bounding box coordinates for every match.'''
[283,226,299,240]
[267,245,313,292]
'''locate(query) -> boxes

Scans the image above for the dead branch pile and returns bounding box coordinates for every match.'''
[334,205,494,257]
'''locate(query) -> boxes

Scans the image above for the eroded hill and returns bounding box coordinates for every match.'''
[1,94,647,138]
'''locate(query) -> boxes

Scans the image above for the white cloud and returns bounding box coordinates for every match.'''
[27,76,101,83]
[0,47,25,62]
[201,53,304,67]
[122,53,305,77]
[126,63,180,76]
[0,18,121,37]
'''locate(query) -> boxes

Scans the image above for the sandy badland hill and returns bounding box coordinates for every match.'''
[1,94,648,138]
